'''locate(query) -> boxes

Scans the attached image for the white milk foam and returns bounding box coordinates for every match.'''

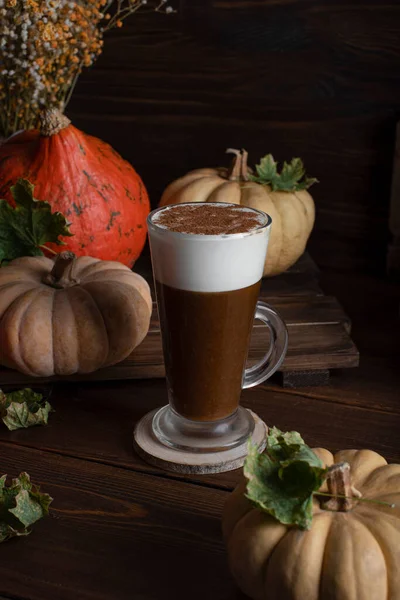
[148,204,271,293]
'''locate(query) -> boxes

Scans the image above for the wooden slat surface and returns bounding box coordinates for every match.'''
[0,295,359,386]
[0,443,237,600]
[0,359,399,492]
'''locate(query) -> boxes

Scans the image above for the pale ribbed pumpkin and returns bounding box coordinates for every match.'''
[223,449,400,600]
[160,149,316,277]
[0,252,152,377]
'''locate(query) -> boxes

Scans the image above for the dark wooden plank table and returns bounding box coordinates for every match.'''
[0,268,399,600]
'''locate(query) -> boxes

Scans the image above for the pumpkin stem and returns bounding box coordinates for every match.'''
[226,148,249,182]
[226,148,242,181]
[320,462,361,512]
[39,109,71,137]
[43,251,79,289]
[240,148,250,181]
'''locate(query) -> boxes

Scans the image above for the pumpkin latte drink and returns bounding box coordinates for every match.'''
[147,203,288,454]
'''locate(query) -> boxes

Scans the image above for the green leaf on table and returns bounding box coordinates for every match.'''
[249,154,318,192]
[244,426,327,530]
[0,388,53,431]
[0,179,72,263]
[0,472,53,543]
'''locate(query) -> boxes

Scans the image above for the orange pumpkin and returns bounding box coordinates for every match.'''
[0,110,150,267]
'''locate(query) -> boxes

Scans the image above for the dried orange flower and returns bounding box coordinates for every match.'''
[0,0,175,138]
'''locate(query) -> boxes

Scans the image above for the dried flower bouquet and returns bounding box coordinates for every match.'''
[0,0,173,138]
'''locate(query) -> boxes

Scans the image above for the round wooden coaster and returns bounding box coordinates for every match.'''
[133,409,267,474]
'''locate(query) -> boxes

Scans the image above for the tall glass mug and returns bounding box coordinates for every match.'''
[148,203,288,453]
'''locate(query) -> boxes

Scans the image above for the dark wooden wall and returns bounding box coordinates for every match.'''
[68,0,400,273]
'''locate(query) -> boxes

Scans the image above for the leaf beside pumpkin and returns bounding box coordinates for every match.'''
[0,388,53,431]
[0,178,72,263]
[250,154,318,192]
[244,426,327,530]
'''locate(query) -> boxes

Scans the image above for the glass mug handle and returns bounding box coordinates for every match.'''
[243,301,289,389]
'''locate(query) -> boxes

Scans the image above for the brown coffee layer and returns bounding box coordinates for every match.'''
[156,279,261,421]
[154,204,265,235]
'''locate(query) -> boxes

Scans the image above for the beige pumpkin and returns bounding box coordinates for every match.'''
[0,252,152,377]
[223,448,400,600]
[160,149,316,277]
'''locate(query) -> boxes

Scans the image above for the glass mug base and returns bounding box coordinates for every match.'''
[151,405,255,453]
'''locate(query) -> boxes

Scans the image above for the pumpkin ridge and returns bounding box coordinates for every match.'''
[313,514,335,600]
[293,191,311,222]
[261,515,290,596]
[52,287,79,375]
[272,192,305,272]
[293,189,312,212]
[104,291,139,368]
[0,283,39,324]
[81,280,142,367]
[262,513,333,599]
[350,512,390,599]
[22,288,56,376]
[334,450,388,490]
[67,257,102,279]
[357,464,400,495]
[17,287,53,376]
[0,288,38,375]
[0,266,47,286]
[0,280,38,295]
[264,192,284,273]
[82,274,151,312]
[124,274,152,314]
[79,265,129,280]
[362,510,400,597]
[54,130,86,208]
[160,173,211,206]
[317,515,346,598]
[207,180,242,204]
[228,507,287,599]
[71,285,109,371]
[169,176,223,205]
[319,512,389,600]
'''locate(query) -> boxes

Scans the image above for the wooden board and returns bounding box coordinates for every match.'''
[0,293,359,386]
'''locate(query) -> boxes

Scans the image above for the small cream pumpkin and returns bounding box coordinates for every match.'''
[0,252,152,377]
[223,448,400,600]
[160,149,317,277]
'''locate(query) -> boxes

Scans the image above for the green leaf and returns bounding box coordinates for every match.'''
[0,472,53,542]
[249,154,318,192]
[244,426,327,530]
[254,154,278,182]
[0,179,72,263]
[0,522,28,543]
[0,388,53,431]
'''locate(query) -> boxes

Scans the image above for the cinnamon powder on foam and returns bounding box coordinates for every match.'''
[154,204,265,235]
